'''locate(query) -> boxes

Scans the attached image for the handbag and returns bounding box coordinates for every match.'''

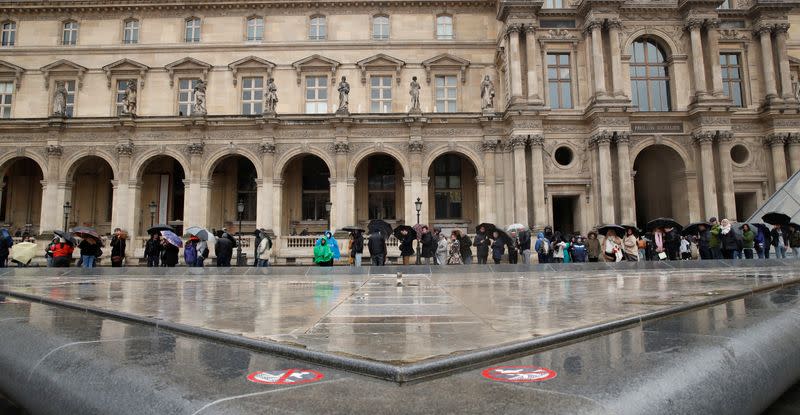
[111,256,122,263]
[658,252,668,260]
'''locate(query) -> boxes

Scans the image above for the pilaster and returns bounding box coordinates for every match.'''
[614,132,634,225]
[716,131,736,220]
[766,132,789,188]
[506,23,525,106]
[591,130,615,224]
[692,131,718,219]
[524,24,544,106]
[528,134,546,229]
[788,134,800,176]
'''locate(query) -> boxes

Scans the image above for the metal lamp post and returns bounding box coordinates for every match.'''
[415,197,422,265]
[148,201,157,227]
[325,201,332,231]
[62,201,71,231]
[236,199,244,266]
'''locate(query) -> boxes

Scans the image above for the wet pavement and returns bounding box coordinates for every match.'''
[0,261,798,365]
[0,277,799,414]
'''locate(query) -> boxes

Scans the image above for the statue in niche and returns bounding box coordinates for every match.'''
[793,74,800,102]
[409,76,421,113]
[337,76,350,114]
[192,80,207,116]
[52,81,67,117]
[481,75,495,111]
[264,77,278,114]
[122,80,137,115]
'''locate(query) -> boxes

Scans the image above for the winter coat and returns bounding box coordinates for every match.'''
[585,238,601,259]
[421,233,436,258]
[314,242,334,263]
[162,244,179,266]
[399,234,415,257]
[474,233,490,257]
[771,228,788,248]
[78,240,102,258]
[351,233,364,255]
[459,235,472,259]
[436,236,449,257]
[448,239,463,264]
[698,230,711,249]
[257,237,272,260]
[491,238,505,260]
[0,237,9,258]
[110,236,126,259]
[368,232,387,257]
[664,229,681,252]
[51,242,74,258]
[720,228,739,251]
[789,230,800,248]
[571,243,587,262]
[215,237,234,260]
[709,225,721,248]
[534,233,549,254]
[144,238,162,258]
[623,235,639,258]
[742,230,755,249]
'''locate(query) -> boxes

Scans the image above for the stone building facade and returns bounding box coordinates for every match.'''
[1,0,800,254]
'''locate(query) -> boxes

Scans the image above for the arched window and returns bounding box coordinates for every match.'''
[436,15,453,40]
[373,15,389,40]
[123,19,139,44]
[630,38,671,112]
[309,16,326,40]
[185,17,201,43]
[62,20,79,45]
[1,21,16,46]
[246,16,264,41]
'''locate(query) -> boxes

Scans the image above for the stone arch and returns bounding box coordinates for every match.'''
[130,148,191,181]
[623,29,679,57]
[0,151,48,178]
[202,147,263,181]
[421,144,484,178]
[347,147,410,178]
[630,136,694,171]
[61,150,119,182]
[632,143,691,227]
[275,146,336,178]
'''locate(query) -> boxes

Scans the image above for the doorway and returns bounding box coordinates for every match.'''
[735,192,757,222]
[552,196,579,235]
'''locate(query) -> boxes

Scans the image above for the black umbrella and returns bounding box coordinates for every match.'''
[147,224,175,234]
[646,217,683,232]
[490,229,511,244]
[368,219,393,238]
[393,225,417,241]
[762,212,791,226]
[54,230,76,245]
[72,226,101,242]
[753,223,770,235]
[682,222,711,236]
[341,226,366,233]
[597,224,625,236]
[475,223,497,235]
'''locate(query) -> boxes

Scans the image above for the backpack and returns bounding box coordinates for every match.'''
[538,239,549,255]
[184,243,198,265]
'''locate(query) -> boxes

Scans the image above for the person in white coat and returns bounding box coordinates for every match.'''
[256,235,272,267]
[435,230,449,266]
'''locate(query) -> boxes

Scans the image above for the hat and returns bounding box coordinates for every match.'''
[708,217,718,223]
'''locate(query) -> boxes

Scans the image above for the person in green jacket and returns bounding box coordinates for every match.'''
[741,224,755,259]
[314,237,334,266]
[708,217,722,259]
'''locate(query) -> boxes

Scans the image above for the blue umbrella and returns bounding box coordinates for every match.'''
[316,231,340,260]
[160,230,183,248]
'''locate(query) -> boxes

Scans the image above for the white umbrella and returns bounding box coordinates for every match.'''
[10,242,37,265]
[506,223,529,233]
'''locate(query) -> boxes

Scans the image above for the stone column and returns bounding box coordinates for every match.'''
[788,135,800,175]
[507,24,524,105]
[39,144,65,233]
[408,139,425,225]
[767,133,789,188]
[607,20,625,97]
[593,131,615,224]
[480,140,497,224]
[706,20,725,98]
[183,142,208,230]
[716,131,737,219]
[510,135,529,224]
[112,141,136,236]
[774,23,795,102]
[693,131,718,219]
[588,20,606,98]
[257,141,276,231]
[529,134,547,229]
[524,25,542,104]
[756,24,779,102]
[332,141,350,231]
[615,132,635,225]
[686,19,707,99]
[272,178,284,237]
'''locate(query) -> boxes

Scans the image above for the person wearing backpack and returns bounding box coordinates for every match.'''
[184,236,199,267]
[535,232,550,264]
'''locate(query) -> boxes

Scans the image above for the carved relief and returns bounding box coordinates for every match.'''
[45,144,63,157]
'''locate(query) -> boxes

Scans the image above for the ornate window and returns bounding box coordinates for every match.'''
[62,21,78,45]
[123,19,139,44]
[370,76,392,113]
[434,75,457,112]
[547,53,572,109]
[630,38,671,112]
[246,16,264,41]
[544,0,564,7]
[1,21,15,46]
[0,81,12,118]
[241,76,264,115]
[305,75,328,113]
[433,155,462,219]
[373,15,389,40]
[185,17,201,43]
[178,78,199,116]
[436,15,453,40]
[309,16,326,40]
[720,53,743,107]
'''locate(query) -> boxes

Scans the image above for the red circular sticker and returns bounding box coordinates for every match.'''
[482,366,557,383]
[247,369,324,385]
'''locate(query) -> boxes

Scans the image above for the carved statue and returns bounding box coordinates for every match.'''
[264,77,278,114]
[337,76,350,114]
[122,80,137,115]
[409,76,421,112]
[192,80,207,116]
[52,81,67,117]
[793,74,800,102]
[481,75,495,110]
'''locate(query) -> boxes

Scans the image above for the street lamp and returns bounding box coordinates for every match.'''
[324,200,332,231]
[236,199,245,266]
[148,201,157,227]
[62,201,71,231]
[415,197,422,265]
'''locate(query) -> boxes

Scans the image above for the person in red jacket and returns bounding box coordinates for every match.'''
[51,238,74,268]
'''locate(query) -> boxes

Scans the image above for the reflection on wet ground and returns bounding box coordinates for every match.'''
[1,265,798,363]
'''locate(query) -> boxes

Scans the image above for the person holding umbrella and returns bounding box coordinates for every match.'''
[741,224,756,259]
[458,230,473,265]
[435,229,449,266]
[709,217,723,259]
[771,224,789,259]
[395,226,415,265]
[664,226,681,261]
[474,225,491,264]
[161,236,180,267]
[51,233,75,268]
[110,228,126,267]
[144,233,162,267]
[420,226,436,265]
[622,227,639,261]
[491,230,505,264]
[368,229,387,266]
[601,228,623,262]
[447,231,463,265]
[77,235,102,268]
[215,231,234,266]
